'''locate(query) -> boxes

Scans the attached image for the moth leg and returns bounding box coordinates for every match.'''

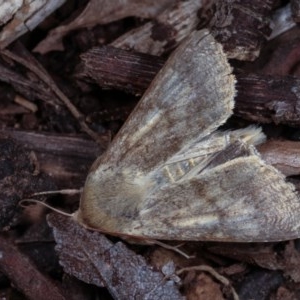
[146,239,194,259]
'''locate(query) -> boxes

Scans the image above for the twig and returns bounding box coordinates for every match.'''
[1,49,100,143]
[177,265,239,300]
[0,234,67,300]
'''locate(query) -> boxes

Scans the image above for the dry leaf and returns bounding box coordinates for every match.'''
[48,213,183,300]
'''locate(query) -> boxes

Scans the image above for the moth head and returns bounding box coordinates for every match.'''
[74,166,152,233]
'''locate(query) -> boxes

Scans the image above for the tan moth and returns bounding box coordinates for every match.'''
[73,29,300,242]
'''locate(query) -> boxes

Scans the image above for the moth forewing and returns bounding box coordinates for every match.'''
[75,29,236,231]
[129,154,300,242]
[89,29,236,173]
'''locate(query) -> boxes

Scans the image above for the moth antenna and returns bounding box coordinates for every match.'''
[32,188,82,197]
[153,240,194,259]
[19,199,73,218]
[176,265,239,300]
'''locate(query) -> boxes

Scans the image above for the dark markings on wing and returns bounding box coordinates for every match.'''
[125,156,300,242]
[91,30,235,174]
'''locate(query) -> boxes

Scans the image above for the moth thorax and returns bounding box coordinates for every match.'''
[76,168,149,232]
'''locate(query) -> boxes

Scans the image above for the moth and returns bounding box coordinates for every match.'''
[73,29,300,242]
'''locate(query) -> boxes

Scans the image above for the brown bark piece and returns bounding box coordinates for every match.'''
[0,129,105,188]
[78,45,165,96]
[0,234,66,300]
[291,0,300,23]
[235,73,300,126]
[209,0,275,61]
[77,46,300,126]
[34,0,174,54]
[0,60,54,105]
[1,42,101,142]
[111,0,203,55]
[257,140,300,176]
[0,0,66,49]
[262,28,300,76]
